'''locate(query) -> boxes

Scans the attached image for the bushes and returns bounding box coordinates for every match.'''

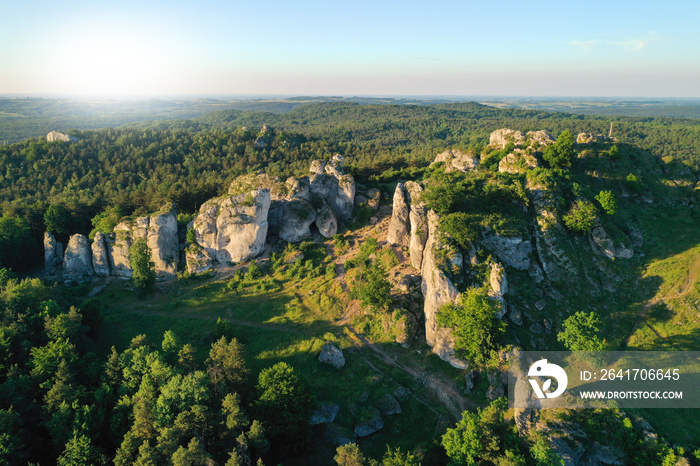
[563,200,597,234]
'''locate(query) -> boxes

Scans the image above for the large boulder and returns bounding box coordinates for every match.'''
[315,201,338,238]
[309,173,336,198]
[405,181,428,269]
[63,234,94,280]
[46,131,77,143]
[590,226,633,260]
[430,149,479,173]
[354,408,384,437]
[421,211,468,369]
[318,341,345,369]
[387,183,410,246]
[309,403,340,425]
[285,176,311,201]
[190,189,270,267]
[44,232,63,275]
[91,232,111,276]
[185,244,215,274]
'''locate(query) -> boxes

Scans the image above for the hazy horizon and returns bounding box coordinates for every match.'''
[2,0,699,98]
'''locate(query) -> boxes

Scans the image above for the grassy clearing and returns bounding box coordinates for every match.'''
[89,242,461,463]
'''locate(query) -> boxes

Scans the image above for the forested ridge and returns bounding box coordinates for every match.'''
[1,101,699,273]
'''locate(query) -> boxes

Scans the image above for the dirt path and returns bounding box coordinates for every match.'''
[131,306,470,421]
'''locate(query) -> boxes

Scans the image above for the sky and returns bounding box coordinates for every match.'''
[1,0,699,97]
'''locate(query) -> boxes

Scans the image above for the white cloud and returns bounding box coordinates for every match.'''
[567,40,599,51]
[613,31,660,52]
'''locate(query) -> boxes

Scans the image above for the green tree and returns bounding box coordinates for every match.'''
[207,337,249,392]
[542,130,575,168]
[335,443,366,466]
[44,204,68,235]
[129,237,155,298]
[350,263,392,311]
[437,288,505,366]
[90,206,124,238]
[442,410,482,465]
[381,446,420,466]
[57,432,104,466]
[0,214,34,272]
[557,311,606,351]
[595,190,618,215]
[171,437,213,466]
[256,362,312,450]
[562,200,597,234]
[530,438,564,466]
[609,144,620,159]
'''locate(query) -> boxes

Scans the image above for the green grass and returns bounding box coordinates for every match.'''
[89,263,456,463]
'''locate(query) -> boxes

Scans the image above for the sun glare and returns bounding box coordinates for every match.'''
[44,22,177,96]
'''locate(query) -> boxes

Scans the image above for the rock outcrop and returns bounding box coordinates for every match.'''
[63,234,93,280]
[107,206,180,279]
[405,181,428,270]
[276,199,317,243]
[46,131,77,143]
[421,211,468,369]
[498,150,539,174]
[44,232,63,275]
[192,190,270,267]
[91,232,111,276]
[354,408,384,437]
[481,231,531,270]
[526,130,555,147]
[489,262,508,319]
[430,149,479,173]
[489,129,525,148]
[590,226,633,260]
[387,183,410,246]
[309,403,340,425]
[315,201,338,238]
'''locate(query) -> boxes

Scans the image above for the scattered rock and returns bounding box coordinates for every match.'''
[318,341,345,369]
[324,424,356,447]
[464,371,476,395]
[354,408,384,437]
[376,394,401,415]
[309,403,340,425]
[508,306,523,326]
[534,299,547,311]
[393,386,410,402]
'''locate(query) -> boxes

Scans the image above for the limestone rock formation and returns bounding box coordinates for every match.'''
[421,211,468,369]
[91,232,111,276]
[284,176,311,201]
[590,226,634,260]
[498,151,539,174]
[489,262,508,319]
[318,341,345,369]
[387,183,410,246]
[430,149,479,173]
[405,181,428,270]
[47,131,77,143]
[310,159,326,175]
[315,201,338,238]
[526,130,555,147]
[191,190,271,267]
[107,206,179,279]
[63,234,94,280]
[44,232,63,275]
[185,245,215,274]
[277,199,317,243]
[481,232,531,270]
[489,128,525,148]
[147,207,179,280]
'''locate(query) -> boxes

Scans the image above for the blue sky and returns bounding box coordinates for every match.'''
[1,0,698,97]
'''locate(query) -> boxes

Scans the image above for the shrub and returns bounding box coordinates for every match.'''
[595,190,618,215]
[129,238,155,298]
[563,200,597,234]
[557,311,606,351]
